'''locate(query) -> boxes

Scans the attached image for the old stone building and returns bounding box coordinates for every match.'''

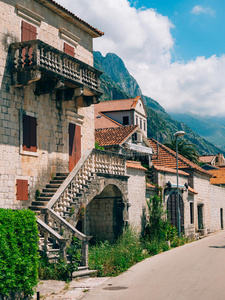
[149,138,225,237]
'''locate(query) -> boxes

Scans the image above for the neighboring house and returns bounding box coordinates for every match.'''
[95,125,153,166]
[0,0,148,267]
[148,138,225,236]
[94,96,148,137]
[199,153,225,167]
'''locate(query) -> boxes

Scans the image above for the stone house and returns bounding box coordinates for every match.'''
[0,0,148,267]
[199,153,225,168]
[148,138,225,237]
[95,96,148,137]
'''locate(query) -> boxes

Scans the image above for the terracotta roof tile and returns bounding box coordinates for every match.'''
[127,161,147,171]
[146,182,156,189]
[149,138,211,176]
[94,96,141,114]
[188,186,198,194]
[95,125,138,146]
[208,169,225,184]
[199,155,215,163]
[37,0,104,37]
[153,165,189,176]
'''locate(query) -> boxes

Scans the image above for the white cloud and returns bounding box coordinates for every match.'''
[55,0,225,116]
[191,5,215,16]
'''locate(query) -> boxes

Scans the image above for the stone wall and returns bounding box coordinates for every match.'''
[209,184,225,232]
[0,0,96,209]
[127,167,147,234]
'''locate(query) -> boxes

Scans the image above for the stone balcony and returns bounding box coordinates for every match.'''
[10,39,102,106]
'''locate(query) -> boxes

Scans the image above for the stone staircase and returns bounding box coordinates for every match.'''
[33,148,127,268]
[29,173,69,215]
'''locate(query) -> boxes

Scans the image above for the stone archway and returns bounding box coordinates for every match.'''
[85,184,124,242]
[167,191,184,231]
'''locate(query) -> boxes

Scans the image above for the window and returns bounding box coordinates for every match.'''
[21,20,37,41]
[140,118,142,129]
[144,120,146,131]
[23,115,37,152]
[190,202,194,224]
[64,42,75,57]
[136,116,138,125]
[123,116,129,125]
[17,179,28,201]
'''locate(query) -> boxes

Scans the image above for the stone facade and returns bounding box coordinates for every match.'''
[0,0,100,209]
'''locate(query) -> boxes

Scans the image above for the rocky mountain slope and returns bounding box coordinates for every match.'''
[94,51,224,155]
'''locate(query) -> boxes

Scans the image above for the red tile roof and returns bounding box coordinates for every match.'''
[127,161,147,171]
[37,0,104,37]
[146,182,156,189]
[208,169,225,185]
[94,96,141,114]
[149,138,211,176]
[153,165,189,176]
[199,155,215,164]
[95,112,122,129]
[95,125,138,146]
[188,186,198,194]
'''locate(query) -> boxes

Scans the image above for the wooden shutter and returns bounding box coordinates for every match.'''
[21,20,37,41]
[23,115,37,152]
[64,42,75,57]
[75,124,81,164]
[17,179,28,201]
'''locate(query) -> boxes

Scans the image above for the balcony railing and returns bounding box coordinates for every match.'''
[10,40,101,94]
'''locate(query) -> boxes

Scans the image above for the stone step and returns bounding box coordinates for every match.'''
[56,173,69,177]
[72,269,97,279]
[43,188,58,193]
[53,176,67,181]
[50,179,64,184]
[29,205,45,211]
[31,201,49,206]
[40,192,55,197]
[37,196,52,201]
[46,183,61,188]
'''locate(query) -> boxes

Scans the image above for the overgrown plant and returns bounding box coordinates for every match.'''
[0,209,39,298]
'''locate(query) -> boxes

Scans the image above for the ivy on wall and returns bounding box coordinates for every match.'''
[0,209,39,298]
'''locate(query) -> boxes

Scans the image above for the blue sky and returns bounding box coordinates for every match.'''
[130,0,224,61]
[55,0,225,116]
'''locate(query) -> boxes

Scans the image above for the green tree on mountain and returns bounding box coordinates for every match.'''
[164,139,200,164]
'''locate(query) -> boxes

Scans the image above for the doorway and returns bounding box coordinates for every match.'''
[69,123,81,172]
[197,205,203,230]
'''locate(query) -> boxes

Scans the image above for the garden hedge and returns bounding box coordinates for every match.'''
[0,209,39,298]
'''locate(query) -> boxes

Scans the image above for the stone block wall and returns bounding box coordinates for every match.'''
[0,0,96,209]
[209,185,225,232]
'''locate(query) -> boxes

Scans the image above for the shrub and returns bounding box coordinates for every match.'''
[89,228,147,277]
[0,209,39,298]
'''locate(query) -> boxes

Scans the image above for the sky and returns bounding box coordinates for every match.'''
[55,0,225,116]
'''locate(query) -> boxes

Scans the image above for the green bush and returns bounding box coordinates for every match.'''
[89,229,147,277]
[0,209,39,297]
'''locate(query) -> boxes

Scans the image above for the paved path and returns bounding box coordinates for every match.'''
[82,231,225,300]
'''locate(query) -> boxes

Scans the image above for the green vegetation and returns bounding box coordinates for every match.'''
[38,237,81,282]
[164,139,200,164]
[95,141,105,150]
[89,229,147,277]
[89,194,191,277]
[0,209,39,298]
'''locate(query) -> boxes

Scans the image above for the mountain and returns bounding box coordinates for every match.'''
[94,51,224,155]
[170,113,225,152]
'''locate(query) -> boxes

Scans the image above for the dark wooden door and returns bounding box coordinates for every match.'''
[69,123,81,172]
[167,192,184,230]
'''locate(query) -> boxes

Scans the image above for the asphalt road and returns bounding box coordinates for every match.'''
[82,231,225,300]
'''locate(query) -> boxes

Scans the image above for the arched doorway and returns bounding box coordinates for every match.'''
[85,184,124,242]
[167,191,184,231]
